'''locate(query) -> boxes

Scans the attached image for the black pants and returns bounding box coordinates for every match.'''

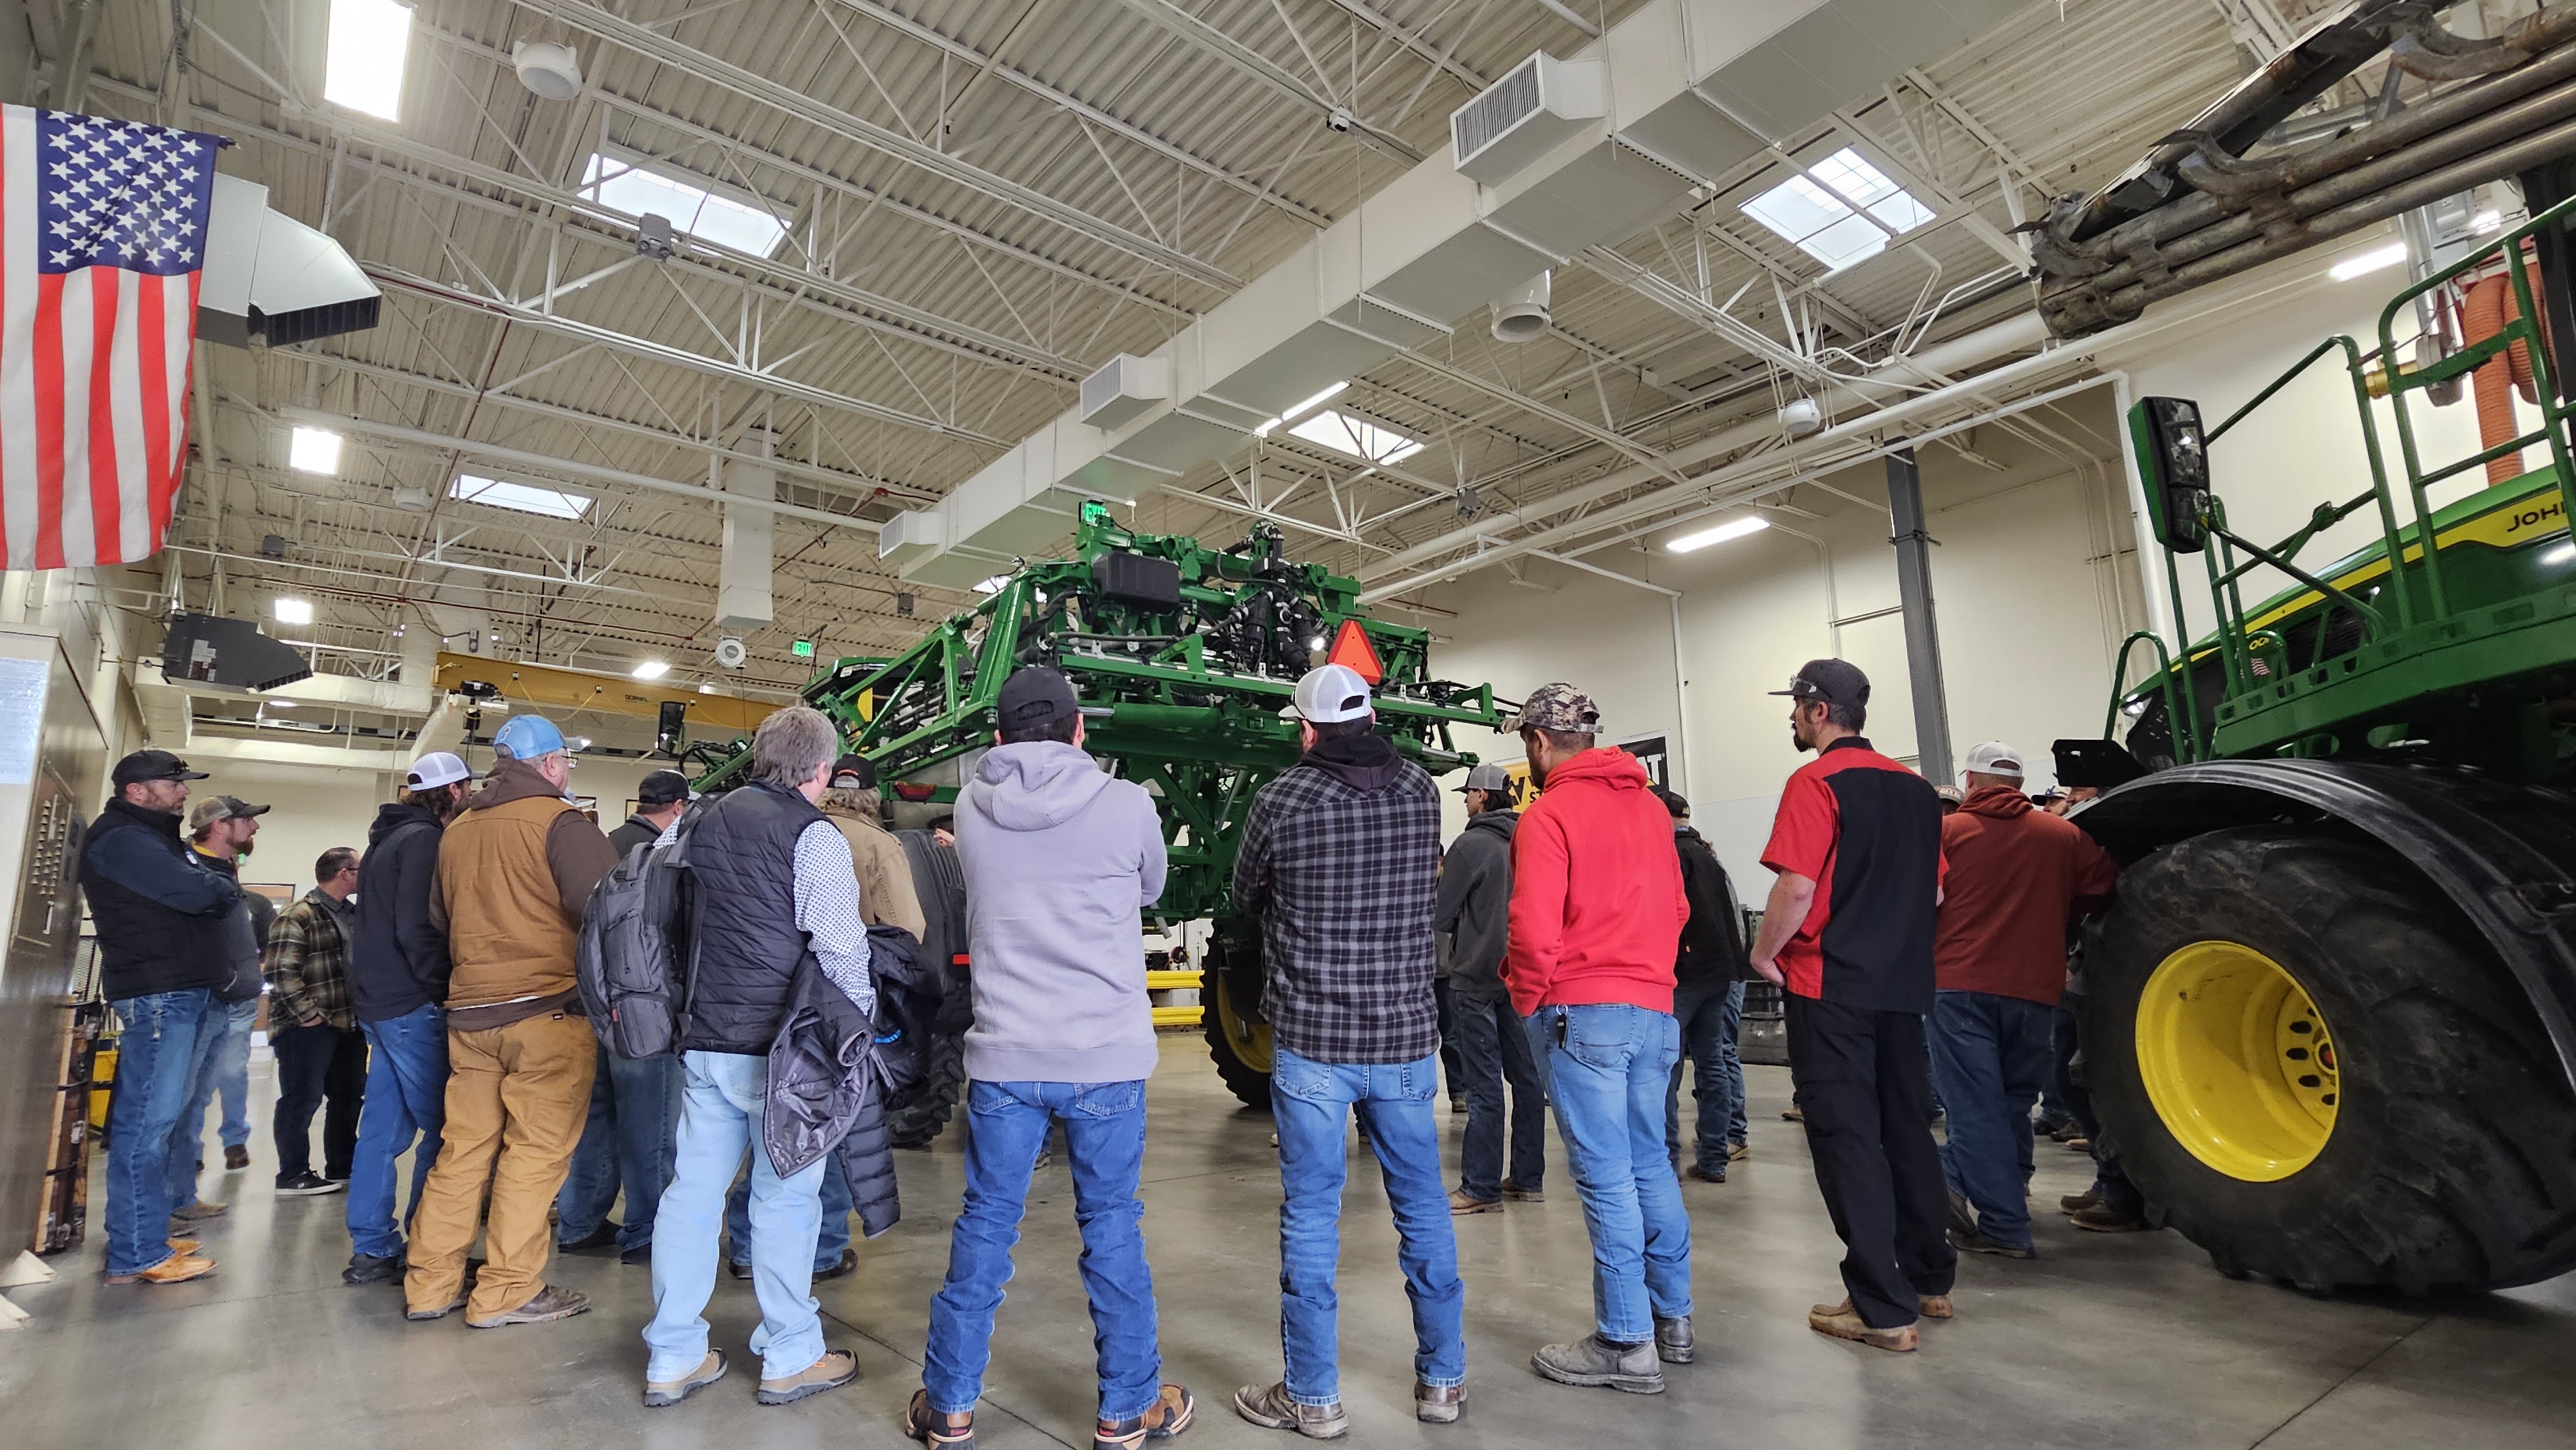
[1786,995,1957,1328]
[272,1022,367,1182]
[2052,1001,2141,1212]
[1450,990,1546,1200]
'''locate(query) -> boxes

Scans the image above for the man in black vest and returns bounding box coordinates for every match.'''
[641,706,875,1409]
[81,749,240,1286]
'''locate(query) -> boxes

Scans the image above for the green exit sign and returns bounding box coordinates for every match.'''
[791,639,815,658]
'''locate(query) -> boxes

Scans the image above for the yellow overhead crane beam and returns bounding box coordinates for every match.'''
[433,653,782,733]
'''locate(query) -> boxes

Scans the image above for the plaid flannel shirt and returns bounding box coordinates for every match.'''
[1231,752,1443,1064]
[264,889,357,1031]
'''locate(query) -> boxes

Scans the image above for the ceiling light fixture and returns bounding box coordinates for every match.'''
[1666,516,1771,553]
[631,659,671,681]
[2330,242,2408,281]
[324,0,412,122]
[272,596,314,625]
[1253,381,1350,437]
[289,426,343,476]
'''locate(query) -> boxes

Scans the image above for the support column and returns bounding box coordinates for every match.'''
[1886,447,1954,785]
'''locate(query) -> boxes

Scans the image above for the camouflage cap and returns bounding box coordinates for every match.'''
[1517,682,1600,735]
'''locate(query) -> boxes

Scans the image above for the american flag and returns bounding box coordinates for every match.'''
[1,106,219,570]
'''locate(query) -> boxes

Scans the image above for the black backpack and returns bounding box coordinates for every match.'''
[575,818,697,1058]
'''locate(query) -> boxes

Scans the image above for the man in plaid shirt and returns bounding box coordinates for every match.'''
[264,847,368,1197]
[1229,663,1465,1438]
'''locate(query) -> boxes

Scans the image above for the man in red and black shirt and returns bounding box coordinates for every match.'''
[1748,659,1955,1353]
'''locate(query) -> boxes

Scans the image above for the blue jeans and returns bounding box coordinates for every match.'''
[345,1004,448,1261]
[728,1152,851,1272]
[1270,1046,1464,1406]
[1666,979,1747,1172]
[1928,990,2056,1250]
[104,988,220,1276]
[1539,1004,1693,1342]
[923,1080,1157,1420]
[207,998,256,1149]
[646,1051,829,1383]
[557,1046,683,1252]
[1450,992,1544,1201]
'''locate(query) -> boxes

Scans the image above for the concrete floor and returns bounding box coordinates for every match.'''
[7,1036,2575,1450]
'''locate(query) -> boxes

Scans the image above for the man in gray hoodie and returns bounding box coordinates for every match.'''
[1435,764,1544,1215]
[907,666,1197,1450]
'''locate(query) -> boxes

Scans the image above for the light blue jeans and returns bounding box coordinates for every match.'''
[644,1051,829,1384]
[204,998,258,1150]
[1539,1003,1694,1342]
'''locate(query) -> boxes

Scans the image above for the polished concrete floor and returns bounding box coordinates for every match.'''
[7,1035,2575,1449]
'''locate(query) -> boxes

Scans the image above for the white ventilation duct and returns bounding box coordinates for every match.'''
[198,174,383,348]
[880,0,2024,588]
[715,428,776,632]
[1492,272,1552,343]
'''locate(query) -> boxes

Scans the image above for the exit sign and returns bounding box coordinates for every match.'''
[791,639,815,657]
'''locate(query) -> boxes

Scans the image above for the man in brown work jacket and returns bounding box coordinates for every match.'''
[402,713,619,1328]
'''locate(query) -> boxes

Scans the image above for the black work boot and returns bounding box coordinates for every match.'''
[1095,1384,1194,1449]
[1530,1334,1664,1394]
[1654,1315,1695,1364]
[343,1251,404,1286]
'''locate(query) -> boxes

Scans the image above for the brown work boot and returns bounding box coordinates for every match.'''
[170,1198,229,1221]
[467,1283,591,1328]
[2068,1201,2151,1232]
[758,1348,859,1406]
[643,1350,728,1409]
[1233,1382,1347,1439]
[1499,1179,1543,1203]
[105,1253,214,1285]
[904,1388,975,1447]
[2060,1187,2103,1214]
[1414,1380,1463,1424]
[1808,1303,1918,1352]
[1447,1189,1501,1216]
[1095,1383,1193,1448]
[1815,1294,1951,1321]
[166,1238,199,1256]
[223,1145,250,1171]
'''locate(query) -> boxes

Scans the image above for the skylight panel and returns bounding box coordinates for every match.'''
[450,474,592,520]
[581,153,788,258]
[1741,147,1936,272]
[324,0,412,122]
[1285,410,1425,467]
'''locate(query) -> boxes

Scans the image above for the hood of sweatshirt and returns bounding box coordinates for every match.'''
[1464,807,1519,843]
[969,740,1114,831]
[1962,783,2035,820]
[1539,746,1653,795]
[465,758,568,811]
[368,800,444,848]
[1299,731,1401,791]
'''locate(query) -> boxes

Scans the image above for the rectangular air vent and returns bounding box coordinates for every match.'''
[1450,53,1604,186]
[1079,354,1170,431]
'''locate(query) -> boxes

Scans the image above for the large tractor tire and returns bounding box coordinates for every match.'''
[887,829,969,1148]
[2085,824,2576,1294]
[1202,934,1273,1107]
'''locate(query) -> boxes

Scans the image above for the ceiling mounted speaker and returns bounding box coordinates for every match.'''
[713,636,748,670]
[513,41,584,101]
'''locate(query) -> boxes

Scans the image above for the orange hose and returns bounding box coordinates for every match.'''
[2464,272,2524,484]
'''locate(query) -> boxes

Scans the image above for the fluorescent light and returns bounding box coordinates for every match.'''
[2472,209,2503,234]
[272,596,314,625]
[1742,147,1932,272]
[324,0,412,122]
[264,698,297,709]
[1286,410,1424,466]
[582,152,789,257]
[2331,242,2408,282]
[1666,516,1770,553]
[450,473,592,519]
[973,576,1009,594]
[631,659,670,681]
[288,426,343,476]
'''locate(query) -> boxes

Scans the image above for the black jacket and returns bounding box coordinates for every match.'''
[684,780,825,1055]
[1434,809,1517,1001]
[762,927,941,1242]
[1673,826,1749,984]
[607,813,661,857]
[194,850,267,1004]
[352,802,451,1022]
[81,796,242,1000]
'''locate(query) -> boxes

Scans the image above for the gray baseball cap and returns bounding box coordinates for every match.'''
[1455,762,1512,794]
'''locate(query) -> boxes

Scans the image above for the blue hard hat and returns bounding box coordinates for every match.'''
[491,714,568,760]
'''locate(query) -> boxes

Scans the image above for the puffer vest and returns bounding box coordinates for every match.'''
[681,780,823,1054]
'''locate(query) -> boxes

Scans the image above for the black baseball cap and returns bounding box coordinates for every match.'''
[997,666,1079,733]
[1770,658,1870,710]
[831,754,877,790]
[112,749,208,787]
[1653,784,1690,818]
[637,769,689,807]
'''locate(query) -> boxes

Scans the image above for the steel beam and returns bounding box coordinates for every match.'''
[1884,447,1953,784]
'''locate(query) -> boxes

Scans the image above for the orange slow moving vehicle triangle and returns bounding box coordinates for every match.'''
[1327,619,1383,684]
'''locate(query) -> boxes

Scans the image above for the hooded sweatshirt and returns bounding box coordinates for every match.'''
[1434,808,1517,1001]
[352,800,451,1022]
[1504,747,1689,1018]
[1934,783,2121,1004]
[953,740,1169,1083]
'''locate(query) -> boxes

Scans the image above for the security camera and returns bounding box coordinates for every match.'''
[714,635,748,670]
[1326,106,1353,135]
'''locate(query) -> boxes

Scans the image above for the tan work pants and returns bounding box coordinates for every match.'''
[402,1010,596,1319]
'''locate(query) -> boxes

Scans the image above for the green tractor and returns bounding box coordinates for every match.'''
[2062,199,2576,1295]
[692,503,1508,1142]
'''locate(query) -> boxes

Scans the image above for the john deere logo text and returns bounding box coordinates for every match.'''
[2506,496,2566,535]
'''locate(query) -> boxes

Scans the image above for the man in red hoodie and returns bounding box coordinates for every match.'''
[1931,741,2119,1259]
[1504,683,1692,1396]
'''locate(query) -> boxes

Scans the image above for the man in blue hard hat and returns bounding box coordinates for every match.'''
[403,714,620,1328]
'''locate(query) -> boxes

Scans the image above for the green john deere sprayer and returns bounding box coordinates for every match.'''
[2058,198,2576,1296]
[690,502,1508,1142]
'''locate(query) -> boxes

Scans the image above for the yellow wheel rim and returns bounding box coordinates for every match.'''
[1213,974,1273,1074]
[2136,940,2338,1182]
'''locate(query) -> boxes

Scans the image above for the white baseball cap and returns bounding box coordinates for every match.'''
[406,751,471,790]
[1960,740,2024,781]
[1283,663,1374,724]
